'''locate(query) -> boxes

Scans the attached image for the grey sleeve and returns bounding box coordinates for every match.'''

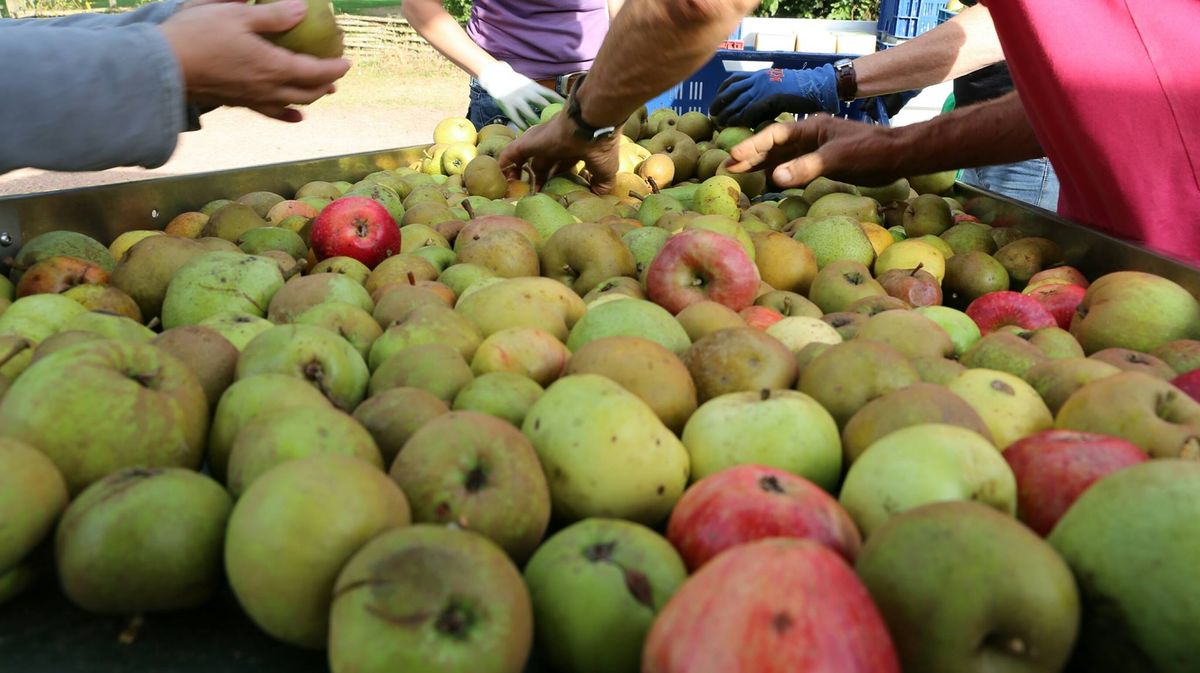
[0,22,185,174]
[4,0,184,28]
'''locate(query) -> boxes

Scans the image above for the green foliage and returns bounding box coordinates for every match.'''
[756,0,877,20]
[442,0,471,22]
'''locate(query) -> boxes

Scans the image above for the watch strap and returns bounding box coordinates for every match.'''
[833,58,858,103]
[565,77,617,142]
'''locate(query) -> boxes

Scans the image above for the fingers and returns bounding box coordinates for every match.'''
[770,153,825,187]
[725,122,803,172]
[498,141,529,181]
[252,104,304,123]
[710,76,754,122]
[242,0,307,33]
[587,161,615,195]
[277,52,352,89]
[270,84,337,106]
[537,86,566,105]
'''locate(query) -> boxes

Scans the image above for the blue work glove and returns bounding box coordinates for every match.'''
[709,64,840,128]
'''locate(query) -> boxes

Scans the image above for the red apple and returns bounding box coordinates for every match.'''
[15,256,109,297]
[666,465,861,571]
[876,266,942,307]
[1172,370,1200,403]
[966,291,1057,335]
[1027,265,1089,289]
[952,213,980,224]
[739,306,784,331]
[1025,282,1087,330]
[643,538,900,673]
[1002,429,1147,536]
[309,196,401,268]
[645,228,760,315]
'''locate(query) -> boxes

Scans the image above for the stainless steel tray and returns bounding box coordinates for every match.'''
[2,145,1198,296]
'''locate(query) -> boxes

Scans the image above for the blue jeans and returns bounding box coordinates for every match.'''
[959,157,1060,212]
[467,78,511,129]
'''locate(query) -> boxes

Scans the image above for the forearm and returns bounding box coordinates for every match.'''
[1,0,183,28]
[852,4,1004,97]
[885,90,1042,173]
[401,0,494,78]
[578,0,759,126]
[0,24,183,174]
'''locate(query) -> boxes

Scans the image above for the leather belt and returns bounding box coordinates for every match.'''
[535,71,588,96]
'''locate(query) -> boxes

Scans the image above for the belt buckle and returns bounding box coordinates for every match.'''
[556,71,588,96]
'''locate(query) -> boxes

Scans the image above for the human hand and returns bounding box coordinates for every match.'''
[477,61,565,130]
[725,116,905,187]
[498,113,619,194]
[709,64,840,128]
[160,0,351,122]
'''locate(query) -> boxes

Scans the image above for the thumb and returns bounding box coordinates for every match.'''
[587,162,615,195]
[244,0,307,34]
[772,152,825,188]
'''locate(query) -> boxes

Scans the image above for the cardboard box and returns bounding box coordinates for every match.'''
[794,30,838,53]
[835,32,878,55]
[753,32,798,52]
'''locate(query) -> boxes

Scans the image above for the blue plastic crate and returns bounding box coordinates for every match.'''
[878,0,948,40]
[937,7,957,24]
[646,50,884,121]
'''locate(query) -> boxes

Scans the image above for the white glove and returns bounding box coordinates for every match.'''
[477,61,565,130]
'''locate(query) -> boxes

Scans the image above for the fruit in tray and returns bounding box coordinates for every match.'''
[2,112,1200,672]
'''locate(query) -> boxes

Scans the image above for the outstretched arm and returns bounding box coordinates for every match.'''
[725,90,1043,187]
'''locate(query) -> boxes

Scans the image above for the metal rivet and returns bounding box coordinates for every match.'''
[0,233,12,246]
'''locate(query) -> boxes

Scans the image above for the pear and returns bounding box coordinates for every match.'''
[821,311,868,341]
[567,299,690,355]
[452,372,544,428]
[798,340,921,428]
[912,356,968,385]
[842,383,991,463]
[369,342,474,402]
[801,176,859,204]
[675,111,714,142]
[943,251,1011,308]
[946,368,1051,448]
[622,227,671,277]
[353,387,448,466]
[792,216,876,269]
[1022,358,1120,414]
[940,222,996,255]
[715,163,766,199]
[292,302,382,361]
[641,130,700,182]
[259,0,344,57]
[692,175,742,219]
[564,335,697,433]
[1071,271,1200,354]
[200,202,269,242]
[695,149,731,181]
[855,178,910,203]
[960,331,1048,378]
[540,222,637,295]
[994,237,1063,286]
[779,196,810,221]
[307,254,370,283]
[674,302,745,343]
[714,126,753,152]
[807,193,883,224]
[856,310,955,361]
[682,327,796,402]
[59,312,155,343]
[902,193,953,237]
[151,326,238,408]
[808,260,886,314]
[457,229,540,279]
[522,374,689,524]
[8,230,115,284]
[1151,339,1200,374]
[266,272,372,324]
[198,311,273,350]
[455,277,586,341]
[1055,371,1200,459]
[369,304,482,370]
[161,251,284,329]
[109,236,219,320]
[344,182,404,223]
[907,171,957,195]
[238,323,369,411]
[515,193,577,244]
[1088,348,1177,379]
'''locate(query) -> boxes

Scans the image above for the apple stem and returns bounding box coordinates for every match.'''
[647,176,661,194]
[629,192,647,202]
[760,388,771,401]
[406,272,416,285]
[0,338,31,369]
[910,262,924,277]
[145,316,161,331]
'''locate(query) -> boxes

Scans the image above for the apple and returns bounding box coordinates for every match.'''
[1026,265,1088,289]
[840,423,1016,538]
[1173,370,1200,402]
[644,228,760,315]
[309,196,402,268]
[667,465,861,570]
[764,316,843,354]
[440,142,478,176]
[738,305,783,330]
[1002,429,1147,536]
[524,518,687,673]
[643,538,900,673]
[947,368,1052,448]
[1024,282,1086,330]
[856,501,1080,673]
[433,116,478,145]
[966,291,1057,335]
[876,266,942,307]
[1055,371,1200,459]
[914,305,981,357]
[1070,271,1200,354]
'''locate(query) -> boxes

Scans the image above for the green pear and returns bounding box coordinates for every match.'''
[903,193,954,237]
[993,237,1062,286]
[259,0,344,57]
[695,148,730,181]
[676,111,713,142]
[55,467,232,614]
[292,302,381,361]
[621,227,672,276]
[352,386,448,466]
[515,193,577,244]
[0,439,68,604]
[943,251,1011,308]
[563,335,696,433]
[912,356,968,385]
[345,182,405,223]
[808,260,886,314]
[692,175,742,219]
[940,222,996,255]
[714,126,753,152]
[807,193,883,224]
[328,525,530,673]
[1071,271,1200,354]
[200,202,269,242]
[370,304,483,369]
[1022,358,1121,415]
[225,454,410,649]
[59,311,155,343]
[161,251,284,329]
[792,215,876,269]
[455,277,587,341]
[462,155,507,200]
[567,298,690,355]
[1055,371,1200,459]
[840,423,1016,537]
[457,228,540,279]
[438,263,496,297]
[907,170,957,195]
[636,193,685,228]
[855,178,910,203]
[858,501,1079,673]
[540,222,637,295]
[370,342,474,402]
[842,383,992,463]
[110,236,232,320]
[452,371,544,427]
[960,331,1048,377]
[798,340,921,428]
[237,324,369,411]
[801,176,859,204]
[471,326,570,387]
[779,195,810,221]
[524,518,687,673]
[682,389,841,490]
[198,311,273,350]
[226,406,381,498]
[1048,460,1200,672]
[946,368,1051,447]
[0,293,87,378]
[856,310,955,361]
[522,374,690,525]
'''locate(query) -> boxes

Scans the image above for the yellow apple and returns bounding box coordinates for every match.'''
[109,230,164,262]
[874,239,946,283]
[860,222,894,256]
[433,117,477,146]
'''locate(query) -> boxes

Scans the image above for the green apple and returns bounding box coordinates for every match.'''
[566,298,690,355]
[858,501,1079,673]
[946,368,1052,448]
[1055,371,1200,459]
[0,439,68,604]
[522,374,689,525]
[1071,271,1200,354]
[237,324,369,411]
[840,423,1016,538]
[0,293,87,379]
[161,251,284,329]
[524,518,687,673]
[682,389,841,490]
[915,305,981,357]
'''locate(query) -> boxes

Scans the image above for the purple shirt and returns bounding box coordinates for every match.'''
[466,0,609,80]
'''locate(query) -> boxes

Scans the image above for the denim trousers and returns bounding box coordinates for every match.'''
[959,157,1061,212]
[467,78,511,129]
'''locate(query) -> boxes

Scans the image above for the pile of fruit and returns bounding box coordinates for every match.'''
[2,111,1200,673]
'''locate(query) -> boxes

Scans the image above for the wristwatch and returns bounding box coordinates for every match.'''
[564,76,618,142]
[832,58,858,103]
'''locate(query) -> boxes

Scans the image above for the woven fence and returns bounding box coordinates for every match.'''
[339,14,439,56]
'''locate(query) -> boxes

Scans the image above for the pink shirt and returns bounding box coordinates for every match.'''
[983,0,1200,264]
